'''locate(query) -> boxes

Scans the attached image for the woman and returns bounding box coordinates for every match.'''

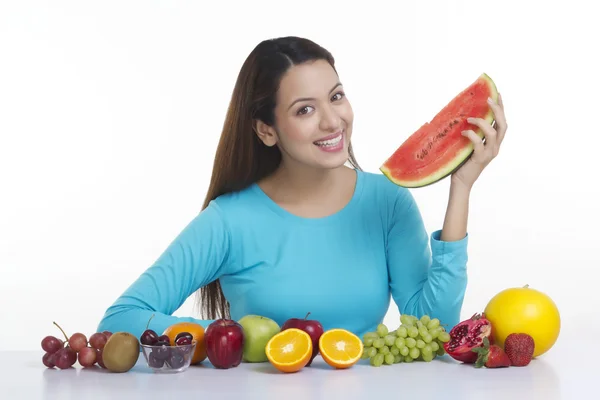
[97,36,507,341]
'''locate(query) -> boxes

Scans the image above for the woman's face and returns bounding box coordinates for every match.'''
[256,59,354,171]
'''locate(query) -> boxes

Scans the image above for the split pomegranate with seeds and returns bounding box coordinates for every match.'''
[443,313,493,364]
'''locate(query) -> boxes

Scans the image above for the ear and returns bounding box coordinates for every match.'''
[254,119,278,147]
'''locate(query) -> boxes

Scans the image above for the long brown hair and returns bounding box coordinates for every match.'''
[196,36,361,320]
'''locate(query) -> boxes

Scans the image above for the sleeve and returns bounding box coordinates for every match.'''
[386,187,469,330]
[96,201,233,339]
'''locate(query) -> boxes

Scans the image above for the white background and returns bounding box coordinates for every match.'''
[1,0,597,351]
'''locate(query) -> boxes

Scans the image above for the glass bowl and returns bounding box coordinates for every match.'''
[140,341,197,373]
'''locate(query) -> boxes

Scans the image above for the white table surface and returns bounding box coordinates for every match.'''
[1,338,586,400]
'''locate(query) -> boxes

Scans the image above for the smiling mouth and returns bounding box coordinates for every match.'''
[314,131,343,147]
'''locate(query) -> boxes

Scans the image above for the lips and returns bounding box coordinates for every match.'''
[313,130,343,145]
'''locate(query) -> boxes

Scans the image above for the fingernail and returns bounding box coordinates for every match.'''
[467,117,474,122]
[487,97,493,104]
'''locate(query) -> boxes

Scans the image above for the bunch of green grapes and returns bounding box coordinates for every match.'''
[361,314,451,367]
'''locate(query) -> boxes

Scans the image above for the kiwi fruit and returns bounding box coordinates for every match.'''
[102,332,140,373]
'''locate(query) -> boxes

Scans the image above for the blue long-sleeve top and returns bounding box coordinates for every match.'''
[97,170,469,340]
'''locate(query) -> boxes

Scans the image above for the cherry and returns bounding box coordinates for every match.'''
[167,349,185,369]
[157,335,170,345]
[153,341,171,360]
[140,314,160,345]
[148,352,165,368]
[175,336,192,346]
[141,330,159,346]
[175,332,193,342]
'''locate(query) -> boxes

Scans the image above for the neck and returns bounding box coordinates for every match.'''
[266,160,347,202]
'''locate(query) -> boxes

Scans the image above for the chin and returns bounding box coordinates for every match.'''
[316,149,350,170]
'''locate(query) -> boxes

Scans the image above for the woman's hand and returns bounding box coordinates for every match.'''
[450,93,508,191]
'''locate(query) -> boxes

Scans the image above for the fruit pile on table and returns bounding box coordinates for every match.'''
[40,285,561,373]
[361,314,451,367]
[360,285,560,369]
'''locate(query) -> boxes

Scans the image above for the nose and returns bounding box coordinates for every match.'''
[319,104,342,132]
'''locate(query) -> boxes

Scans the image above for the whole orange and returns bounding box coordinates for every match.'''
[163,322,206,364]
[484,285,560,358]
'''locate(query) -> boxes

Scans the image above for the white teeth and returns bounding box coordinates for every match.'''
[315,134,342,146]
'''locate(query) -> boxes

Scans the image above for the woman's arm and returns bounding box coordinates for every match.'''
[97,201,233,339]
[442,92,507,242]
[386,188,469,330]
[388,94,507,329]
[440,183,471,242]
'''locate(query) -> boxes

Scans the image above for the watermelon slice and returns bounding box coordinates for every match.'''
[380,73,499,188]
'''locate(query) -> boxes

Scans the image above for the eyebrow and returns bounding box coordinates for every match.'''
[287,82,343,111]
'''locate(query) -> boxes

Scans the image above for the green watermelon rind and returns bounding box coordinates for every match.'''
[380,73,499,188]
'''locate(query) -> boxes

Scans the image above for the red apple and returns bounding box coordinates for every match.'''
[282,312,324,366]
[205,319,245,369]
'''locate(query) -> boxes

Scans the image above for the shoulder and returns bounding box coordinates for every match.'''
[357,170,414,210]
[353,170,423,232]
[177,185,263,252]
[204,183,281,234]
[206,184,260,221]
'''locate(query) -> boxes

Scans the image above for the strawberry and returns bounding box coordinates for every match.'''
[472,337,511,368]
[504,333,535,366]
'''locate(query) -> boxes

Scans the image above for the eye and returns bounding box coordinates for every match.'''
[297,106,314,115]
[331,91,345,101]
[296,92,345,116]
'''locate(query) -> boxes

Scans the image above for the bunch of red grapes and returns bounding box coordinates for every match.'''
[41,321,113,369]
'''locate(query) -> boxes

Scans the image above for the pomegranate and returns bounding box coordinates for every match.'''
[443,313,492,363]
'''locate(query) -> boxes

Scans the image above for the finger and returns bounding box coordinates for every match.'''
[496,93,507,144]
[467,117,498,151]
[487,97,507,143]
[461,130,486,160]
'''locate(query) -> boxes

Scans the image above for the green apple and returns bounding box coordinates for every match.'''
[238,315,281,362]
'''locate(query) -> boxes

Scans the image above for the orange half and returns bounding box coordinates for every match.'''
[265,328,313,373]
[319,328,363,369]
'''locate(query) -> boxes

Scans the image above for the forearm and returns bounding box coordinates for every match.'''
[441,180,472,242]
[96,202,231,340]
[401,231,468,329]
[387,185,469,330]
[98,304,214,341]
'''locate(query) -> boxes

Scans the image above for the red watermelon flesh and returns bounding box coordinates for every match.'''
[380,73,498,188]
